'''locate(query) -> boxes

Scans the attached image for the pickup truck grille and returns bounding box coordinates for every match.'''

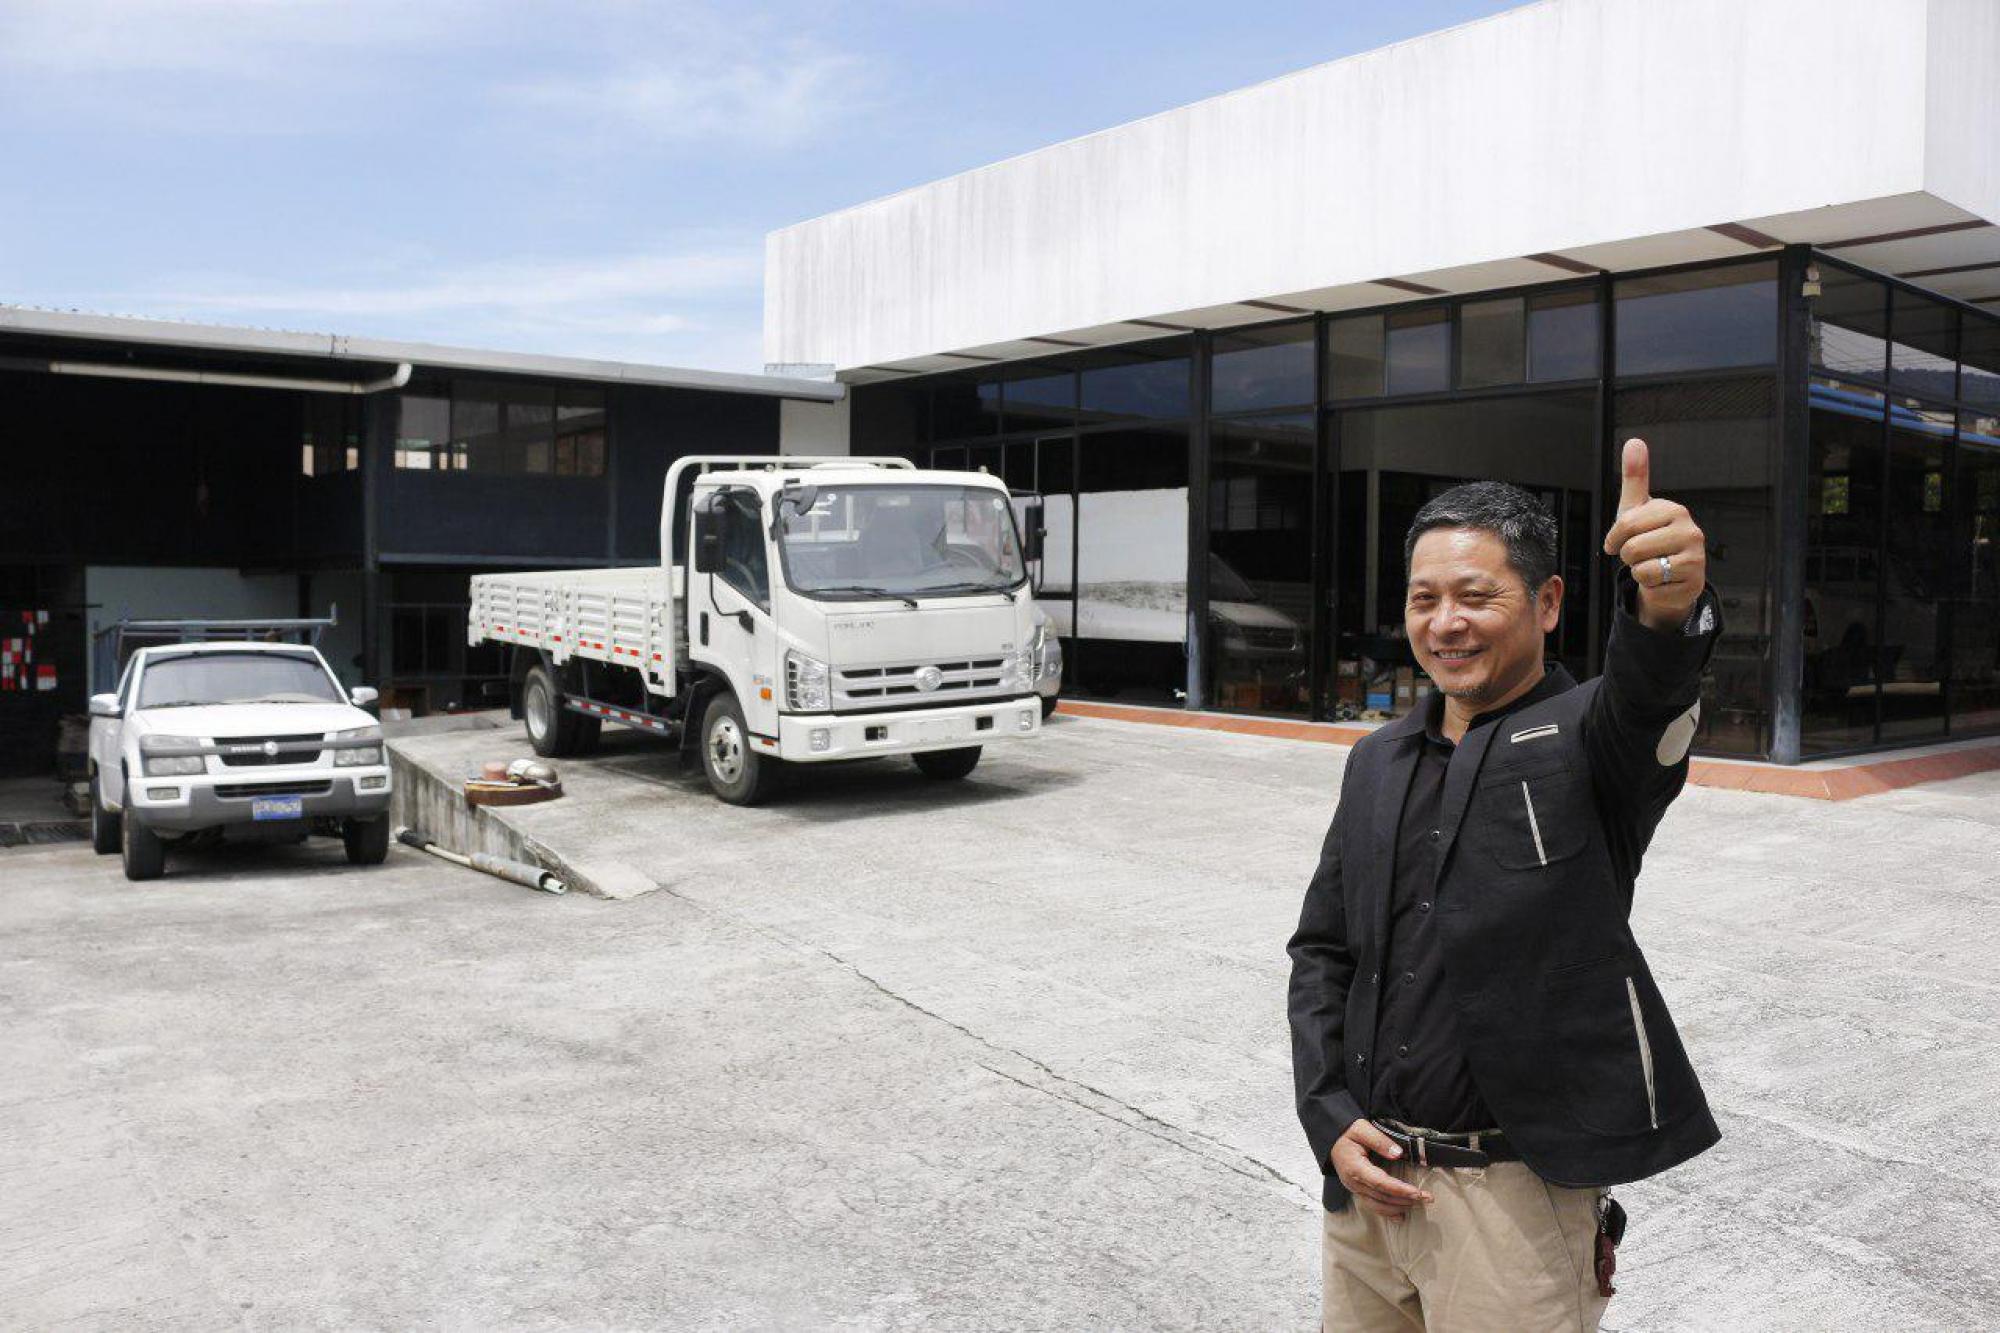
[834,659,1011,708]
[216,780,334,798]
[216,734,325,767]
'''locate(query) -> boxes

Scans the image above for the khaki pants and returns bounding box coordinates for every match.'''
[1321,1158,1610,1332]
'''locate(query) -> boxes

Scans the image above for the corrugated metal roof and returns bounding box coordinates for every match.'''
[0,303,842,403]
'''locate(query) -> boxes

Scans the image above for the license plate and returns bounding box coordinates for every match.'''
[915,717,970,742]
[251,795,305,821]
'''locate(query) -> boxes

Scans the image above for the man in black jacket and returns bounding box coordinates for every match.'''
[1287,440,1723,1331]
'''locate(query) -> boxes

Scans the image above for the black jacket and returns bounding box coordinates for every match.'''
[1288,567,1724,1207]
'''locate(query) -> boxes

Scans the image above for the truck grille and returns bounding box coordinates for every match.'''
[834,659,1012,709]
[216,780,334,799]
[216,734,326,767]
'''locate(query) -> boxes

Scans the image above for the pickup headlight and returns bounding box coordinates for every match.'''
[786,651,831,711]
[332,725,384,767]
[140,734,206,776]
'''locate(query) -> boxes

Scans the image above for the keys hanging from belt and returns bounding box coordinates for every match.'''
[1596,1192,1628,1297]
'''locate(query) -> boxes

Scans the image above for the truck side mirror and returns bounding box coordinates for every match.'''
[694,515,723,574]
[1019,500,1045,562]
[89,692,121,719]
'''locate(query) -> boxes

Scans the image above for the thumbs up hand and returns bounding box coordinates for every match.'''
[1601,438,1706,633]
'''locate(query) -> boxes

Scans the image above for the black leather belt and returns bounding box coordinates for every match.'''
[1371,1119,1520,1168]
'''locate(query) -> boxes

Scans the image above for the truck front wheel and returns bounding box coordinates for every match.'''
[523,663,601,758]
[912,747,981,781]
[700,692,776,805]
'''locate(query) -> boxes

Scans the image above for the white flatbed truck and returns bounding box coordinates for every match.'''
[468,456,1049,804]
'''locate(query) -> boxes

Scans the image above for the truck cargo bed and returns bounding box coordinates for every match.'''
[469,567,682,697]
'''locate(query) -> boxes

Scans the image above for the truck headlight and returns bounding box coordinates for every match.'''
[1009,648,1036,690]
[333,725,383,767]
[140,735,206,776]
[786,651,831,711]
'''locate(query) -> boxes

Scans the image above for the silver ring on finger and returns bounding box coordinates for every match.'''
[1657,554,1673,584]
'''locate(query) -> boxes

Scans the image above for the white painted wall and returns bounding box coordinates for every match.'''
[767,0,1964,371]
[779,397,850,456]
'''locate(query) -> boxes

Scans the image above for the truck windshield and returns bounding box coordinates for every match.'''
[777,485,1028,599]
[137,652,345,707]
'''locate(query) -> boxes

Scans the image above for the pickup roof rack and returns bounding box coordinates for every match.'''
[91,613,337,694]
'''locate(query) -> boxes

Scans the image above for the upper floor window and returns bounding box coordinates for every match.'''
[393,379,607,475]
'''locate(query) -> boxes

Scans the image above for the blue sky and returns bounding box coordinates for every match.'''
[0,0,1518,372]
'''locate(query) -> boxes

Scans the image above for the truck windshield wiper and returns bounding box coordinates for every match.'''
[810,585,920,608]
[909,581,1013,596]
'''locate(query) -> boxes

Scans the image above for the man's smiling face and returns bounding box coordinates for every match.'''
[1405,527,1563,709]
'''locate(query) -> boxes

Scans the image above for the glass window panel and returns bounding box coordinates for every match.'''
[1211,320,1315,413]
[1960,312,2000,407]
[1615,376,1778,756]
[850,380,928,450]
[1890,289,1956,400]
[931,377,999,439]
[1207,414,1313,715]
[1326,314,1384,399]
[1878,400,1951,741]
[450,383,501,473]
[1528,289,1600,381]
[967,443,1003,478]
[1002,440,1036,491]
[1802,378,1886,753]
[1071,423,1188,707]
[1035,435,1077,604]
[394,387,451,470]
[1384,307,1450,395]
[1810,265,1889,382]
[1457,297,1524,389]
[1334,392,1599,697]
[554,385,605,478]
[1078,341,1190,421]
[1615,261,1777,376]
[1002,368,1075,435]
[1950,409,2000,732]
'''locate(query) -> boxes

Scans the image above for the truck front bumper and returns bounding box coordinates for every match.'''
[126,771,392,833]
[774,696,1041,762]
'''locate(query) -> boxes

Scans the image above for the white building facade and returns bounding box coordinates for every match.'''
[766,0,2000,762]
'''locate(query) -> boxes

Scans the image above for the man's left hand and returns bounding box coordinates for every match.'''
[1601,437,1707,634]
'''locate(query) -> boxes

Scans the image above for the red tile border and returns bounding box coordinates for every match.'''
[1052,701,2000,801]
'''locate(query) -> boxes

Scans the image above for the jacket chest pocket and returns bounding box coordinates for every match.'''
[1476,767,1589,870]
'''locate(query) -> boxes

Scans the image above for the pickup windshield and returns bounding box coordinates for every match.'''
[137,652,345,708]
[777,485,1027,599]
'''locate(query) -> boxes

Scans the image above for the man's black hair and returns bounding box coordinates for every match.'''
[1402,481,1560,592]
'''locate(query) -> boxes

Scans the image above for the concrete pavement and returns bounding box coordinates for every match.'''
[4,713,1997,1329]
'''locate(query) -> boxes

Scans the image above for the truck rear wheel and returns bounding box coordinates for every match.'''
[913,746,981,781]
[523,663,601,758]
[121,807,166,881]
[700,692,776,805]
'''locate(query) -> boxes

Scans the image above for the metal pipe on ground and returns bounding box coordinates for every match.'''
[395,827,567,894]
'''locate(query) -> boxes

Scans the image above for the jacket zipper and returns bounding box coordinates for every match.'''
[1625,976,1658,1129]
[1519,781,1548,866]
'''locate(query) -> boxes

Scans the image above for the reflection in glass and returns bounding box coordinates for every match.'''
[1890,290,1957,401]
[850,379,927,451]
[1616,262,1777,376]
[1810,266,1889,382]
[1528,289,1600,381]
[1207,414,1313,715]
[1327,314,1384,399]
[1385,307,1450,395]
[395,388,451,470]
[1078,340,1191,421]
[1879,401,1950,741]
[1211,321,1314,413]
[1072,424,1189,706]
[1961,313,2000,407]
[1458,298,1524,388]
[1949,411,2000,732]
[1616,377,1777,755]
[1802,380,1885,752]
[1003,369,1075,435]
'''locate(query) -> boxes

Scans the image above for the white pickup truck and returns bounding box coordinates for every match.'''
[87,641,393,881]
[469,455,1048,804]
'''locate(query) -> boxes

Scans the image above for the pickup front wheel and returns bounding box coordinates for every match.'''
[700,692,776,806]
[90,769,121,855]
[121,808,165,881]
[343,817,390,866]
